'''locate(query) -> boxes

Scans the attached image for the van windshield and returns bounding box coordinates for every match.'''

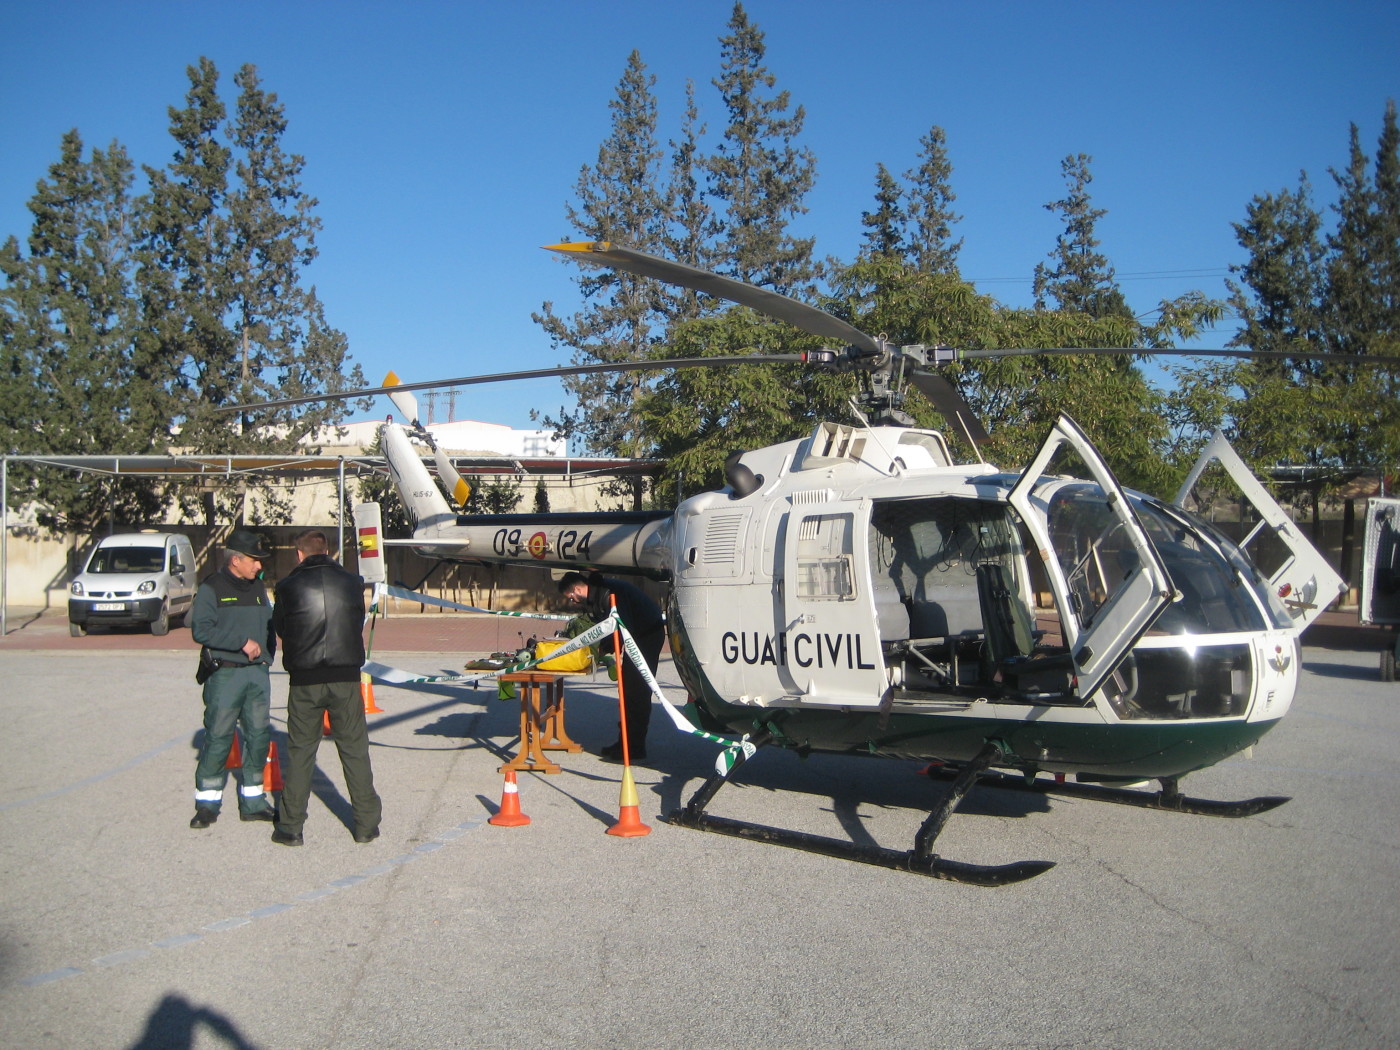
[88,547,164,574]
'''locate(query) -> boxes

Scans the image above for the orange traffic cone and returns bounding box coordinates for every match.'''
[224,731,243,770]
[488,769,531,827]
[264,740,285,792]
[361,671,383,714]
[606,767,651,837]
[322,710,333,736]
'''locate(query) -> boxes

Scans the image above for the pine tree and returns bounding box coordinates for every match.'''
[136,58,362,523]
[859,163,905,259]
[703,2,817,292]
[1323,100,1400,472]
[225,65,359,444]
[902,125,963,274]
[1032,154,1132,319]
[533,50,668,458]
[136,56,235,458]
[0,131,165,531]
[663,79,712,273]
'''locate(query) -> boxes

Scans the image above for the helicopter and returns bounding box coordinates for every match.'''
[246,241,1351,884]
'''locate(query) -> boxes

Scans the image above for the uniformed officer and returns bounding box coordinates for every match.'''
[188,529,277,829]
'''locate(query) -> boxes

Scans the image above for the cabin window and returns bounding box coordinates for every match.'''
[795,513,854,599]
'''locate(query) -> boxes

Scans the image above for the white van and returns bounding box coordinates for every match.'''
[68,532,198,637]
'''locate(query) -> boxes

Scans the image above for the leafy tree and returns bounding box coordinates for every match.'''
[136,56,235,459]
[0,131,166,531]
[474,476,522,514]
[703,2,817,293]
[533,50,668,458]
[902,125,963,274]
[830,255,1173,492]
[634,307,848,504]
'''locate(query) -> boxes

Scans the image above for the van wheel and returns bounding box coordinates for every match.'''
[150,603,170,636]
[69,622,87,638]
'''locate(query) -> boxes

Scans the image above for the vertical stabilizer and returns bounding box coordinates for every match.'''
[380,422,457,533]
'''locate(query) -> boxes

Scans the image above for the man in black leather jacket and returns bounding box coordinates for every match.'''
[270,529,381,846]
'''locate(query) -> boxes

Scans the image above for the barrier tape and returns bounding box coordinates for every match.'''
[384,584,569,621]
[364,609,753,775]
[613,619,755,775]
[363,616,618,686]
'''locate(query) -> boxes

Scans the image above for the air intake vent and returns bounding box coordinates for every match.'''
[702,513,746,564]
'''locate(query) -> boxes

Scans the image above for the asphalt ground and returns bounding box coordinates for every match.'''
[0,612,1397,1049]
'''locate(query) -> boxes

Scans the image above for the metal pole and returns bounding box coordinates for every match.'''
[2,456,8,636]
[338,457,346,558]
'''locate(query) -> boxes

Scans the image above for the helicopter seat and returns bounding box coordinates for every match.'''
[873,585,911,642]
[976,564,1072,695]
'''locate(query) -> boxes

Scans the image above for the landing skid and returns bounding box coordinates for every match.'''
[919,765,1290,818]
[664,739,1055,886]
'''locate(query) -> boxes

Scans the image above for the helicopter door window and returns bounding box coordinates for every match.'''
[1175,430,1344,630]
[1009,416,1172,702]
[794,513,855,600]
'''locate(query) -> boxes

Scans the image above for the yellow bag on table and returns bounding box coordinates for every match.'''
[534,638,594,673]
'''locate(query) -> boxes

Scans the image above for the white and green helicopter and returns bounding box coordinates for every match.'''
[251,242,1350,884]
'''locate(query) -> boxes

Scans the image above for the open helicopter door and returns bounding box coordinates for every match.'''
[1175,431,1345,630]
[779,495,886,705]
[1008,416,1173,701]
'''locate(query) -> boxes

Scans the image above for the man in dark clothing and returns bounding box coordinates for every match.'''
[270,529,381,846]
[557,571,666,762]
[189,529,277,828]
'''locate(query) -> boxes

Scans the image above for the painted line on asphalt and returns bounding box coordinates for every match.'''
[0,732,189,812]
[14,816,489,989]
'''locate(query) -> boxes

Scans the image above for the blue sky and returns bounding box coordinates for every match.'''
[4,1,1397,433]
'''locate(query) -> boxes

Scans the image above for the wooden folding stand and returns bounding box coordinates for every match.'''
[497,671,583,774]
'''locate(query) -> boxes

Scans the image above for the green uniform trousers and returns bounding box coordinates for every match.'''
[194,663,272,814]
[278,680,382,836]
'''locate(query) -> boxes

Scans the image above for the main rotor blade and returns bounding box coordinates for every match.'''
[907,371,990,445]
[546,241,886,356]
[382,371,420,423]
[223,355,802,413]
[952,346,1394,365]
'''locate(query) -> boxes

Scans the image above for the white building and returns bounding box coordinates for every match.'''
[305,418,567,459]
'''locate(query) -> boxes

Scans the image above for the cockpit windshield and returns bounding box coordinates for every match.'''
[1133,498,1293,632]
[1046,484,1284,634]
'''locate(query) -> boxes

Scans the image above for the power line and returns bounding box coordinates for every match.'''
[969,267,1231,285]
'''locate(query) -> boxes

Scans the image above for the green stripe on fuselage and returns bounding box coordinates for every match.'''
[669,616,1280,780]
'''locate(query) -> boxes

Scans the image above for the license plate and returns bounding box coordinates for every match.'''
[94,603,125,611]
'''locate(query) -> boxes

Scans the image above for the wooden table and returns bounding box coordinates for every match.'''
[498,671,583,774]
